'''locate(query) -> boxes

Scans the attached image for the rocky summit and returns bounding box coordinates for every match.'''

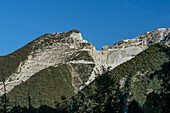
[0,28,170,98]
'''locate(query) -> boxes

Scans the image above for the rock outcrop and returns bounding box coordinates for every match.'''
[0,28,170,95]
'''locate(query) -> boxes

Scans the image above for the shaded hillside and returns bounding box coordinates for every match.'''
[0,29,81,82]
[141,61,170,113]
[6,63,95,108]
[57,43,170,113]
[128,61,170,113]
[0,29,99,98]
[0,43,32,81]
[6,64,74,108]
[1,28,170,98]
[0,28,170,112]
[1,44,169,113]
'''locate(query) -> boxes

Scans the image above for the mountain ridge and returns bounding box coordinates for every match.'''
[0,28,169,98]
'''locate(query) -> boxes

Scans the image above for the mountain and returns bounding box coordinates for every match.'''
[54,43,170,113]
[0,28,170,109]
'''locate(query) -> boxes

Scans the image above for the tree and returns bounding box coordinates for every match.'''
[0,95,11,113]
[127,101,143,113]
[0,70,11,113]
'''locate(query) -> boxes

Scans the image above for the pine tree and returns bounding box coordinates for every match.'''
[0,70,11,113]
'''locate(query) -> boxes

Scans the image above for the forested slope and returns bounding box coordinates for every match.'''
[58,43,170,113]
[1,43,170,113]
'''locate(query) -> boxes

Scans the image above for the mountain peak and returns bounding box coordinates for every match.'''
[38,29,81,39]
[111,28,170,49]
[65,29,80,33]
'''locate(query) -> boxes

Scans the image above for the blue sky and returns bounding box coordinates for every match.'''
[0,0,170,55]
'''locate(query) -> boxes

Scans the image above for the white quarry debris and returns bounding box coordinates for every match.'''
[69,32,83,40]
[67,60,94,64]
[82,46,145,88]
[0,28,170,95]
[69,64,83,93]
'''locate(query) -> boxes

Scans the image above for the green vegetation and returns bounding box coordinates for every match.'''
[0,29,81,82]
[70,51,94,62]
[0,33,54,82]
[53,43,169,112]
[72,64,95,84]
[6,63,95,109]
[141,61,170,113]
[7,64,75,108]
[0,95,11,113]
[0,43,33,82]
[0,43,169,113]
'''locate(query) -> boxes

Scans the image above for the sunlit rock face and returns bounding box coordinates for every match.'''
[0,28,169,95]
[86,28,170,85]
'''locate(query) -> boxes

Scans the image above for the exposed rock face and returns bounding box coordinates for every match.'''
[85,28,170,85]
[0,28,170,95]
